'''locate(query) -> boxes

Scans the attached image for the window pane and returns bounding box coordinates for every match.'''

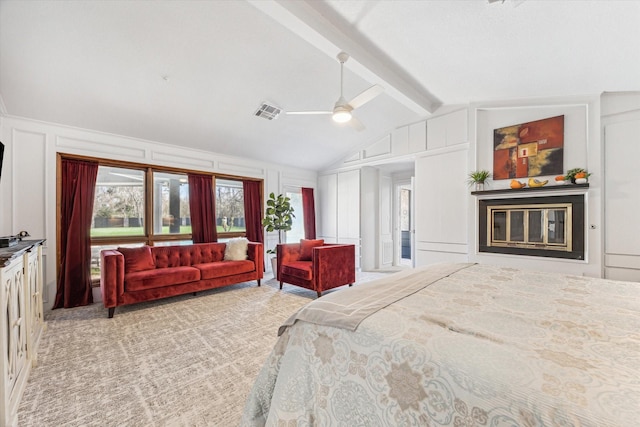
[548,209,566,244]
[92,166,145,237]
[509,211,525,242]
[153,172,191,235]
[286,191,304,243]
[492,211,507,241]
[528,210,544,243]
[215,179,246,233]
[91,243,143,281]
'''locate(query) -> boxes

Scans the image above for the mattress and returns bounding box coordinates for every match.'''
[241,263,640,426]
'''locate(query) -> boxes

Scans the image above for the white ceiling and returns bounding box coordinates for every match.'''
[1,0,639,171]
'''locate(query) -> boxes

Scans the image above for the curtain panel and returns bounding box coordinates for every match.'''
[301,187,316,239]
[188,174,217,243]
[242,180,264,245]
[54,158,98,309]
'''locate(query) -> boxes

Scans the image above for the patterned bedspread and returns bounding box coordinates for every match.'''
[241,263,640,426]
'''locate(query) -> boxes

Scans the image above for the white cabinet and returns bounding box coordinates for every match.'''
[603,99,640,281]
[426,109,468,150]
[319,170,361,268]
[0,240,45,427]
[408,121,427,153]
[415,149,469,265]
[337,170,360,239]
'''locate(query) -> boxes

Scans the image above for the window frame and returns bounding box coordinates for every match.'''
[57,154,263,283]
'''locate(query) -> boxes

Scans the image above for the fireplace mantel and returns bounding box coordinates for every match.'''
[471,183,588,197]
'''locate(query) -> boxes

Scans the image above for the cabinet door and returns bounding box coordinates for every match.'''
[415,151,468,244]
[2,259,28,409]
[604,112,640,281]
[408,121,427,153]
[337,170,360,239]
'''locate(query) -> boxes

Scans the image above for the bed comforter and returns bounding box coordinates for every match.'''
[241,263,640,426]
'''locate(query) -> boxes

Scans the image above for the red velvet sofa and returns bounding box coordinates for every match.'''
[277,240,355,297]
[100,241,263,318]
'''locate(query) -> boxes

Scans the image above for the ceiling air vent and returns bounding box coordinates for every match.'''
[255,102,282,120]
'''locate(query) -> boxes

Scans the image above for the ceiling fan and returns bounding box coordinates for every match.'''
[285,51,384,131]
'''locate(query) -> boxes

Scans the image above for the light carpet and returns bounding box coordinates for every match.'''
[18,272,391,427]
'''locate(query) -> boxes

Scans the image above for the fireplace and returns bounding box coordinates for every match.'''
[478,194,585,260]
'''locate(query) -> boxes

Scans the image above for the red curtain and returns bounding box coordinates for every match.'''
[188,174,217,243]
[301,187,316,239]
[54,159,98,309]
[242,180,264,245]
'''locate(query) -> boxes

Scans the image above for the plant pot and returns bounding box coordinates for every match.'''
[475,182,485,192]
[270,256,278,279]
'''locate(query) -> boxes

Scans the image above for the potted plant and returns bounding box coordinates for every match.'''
[262,192,295,277]
[565,168,591,184]
[467,170,491,191]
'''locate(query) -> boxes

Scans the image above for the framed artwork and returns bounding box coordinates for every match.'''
[493,115,564,179]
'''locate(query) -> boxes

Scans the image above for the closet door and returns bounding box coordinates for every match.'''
[604,106,640,281]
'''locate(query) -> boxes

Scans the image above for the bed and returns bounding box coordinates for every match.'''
[241,263,640,426]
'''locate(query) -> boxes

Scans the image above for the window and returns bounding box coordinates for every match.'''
[215,178,246,237]
[79,158,260,282]
[92,166,145,237]
[285,190,304,243]
[152,171,190,235]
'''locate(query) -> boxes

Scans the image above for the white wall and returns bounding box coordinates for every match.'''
[0,115,317,310]
[322,95,608,278]
[468,96,602,277]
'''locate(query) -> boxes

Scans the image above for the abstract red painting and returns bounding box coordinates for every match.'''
[493,115,564,179]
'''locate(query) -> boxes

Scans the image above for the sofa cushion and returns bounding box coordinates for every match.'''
[125,266,200,291]
[118,246,156,273]
[224,238,249,261]
[194,260,255,280]
[299,239,324,261]
[281,261,313,281]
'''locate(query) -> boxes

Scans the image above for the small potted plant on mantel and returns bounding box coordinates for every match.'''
[262,192,295,277]
[467,170,491,191]
[565,168,591,184]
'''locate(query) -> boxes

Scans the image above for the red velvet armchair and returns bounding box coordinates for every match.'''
[277,240,356,297]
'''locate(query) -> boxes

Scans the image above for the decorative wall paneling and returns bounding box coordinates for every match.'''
[470,97,602,277]
[1,116,316,309]
[602,93,640,281]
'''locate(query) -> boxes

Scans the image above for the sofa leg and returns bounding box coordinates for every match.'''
[349,283,353,287]
[108,307,115,318]
[257,279,261,286]
[279,281,283,290]
[316,290,322,298]
[193,292,197,296]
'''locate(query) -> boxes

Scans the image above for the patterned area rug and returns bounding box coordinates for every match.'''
[18,272,391,426]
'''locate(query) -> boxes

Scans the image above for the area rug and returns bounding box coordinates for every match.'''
[18,272,391,426]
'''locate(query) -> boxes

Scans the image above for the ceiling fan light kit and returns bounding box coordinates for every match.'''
[332,108,352,123]
[285,51,384,130]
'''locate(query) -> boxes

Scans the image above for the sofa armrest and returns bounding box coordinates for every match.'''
[100,249,125,308]
[313,244,356,289]
[247,242,264,278]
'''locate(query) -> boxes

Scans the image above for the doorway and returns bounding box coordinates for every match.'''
[395,179,414,267]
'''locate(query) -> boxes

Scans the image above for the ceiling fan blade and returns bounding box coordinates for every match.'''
[285,111,332,115]
[349,116,365,131]
[347,84,384,110]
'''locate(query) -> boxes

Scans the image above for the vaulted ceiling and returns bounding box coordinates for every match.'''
[1,1,638,171]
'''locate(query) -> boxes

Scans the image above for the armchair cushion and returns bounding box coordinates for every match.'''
[299,239,324,261]
[118,246,156,273]
[280,261,313,281]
